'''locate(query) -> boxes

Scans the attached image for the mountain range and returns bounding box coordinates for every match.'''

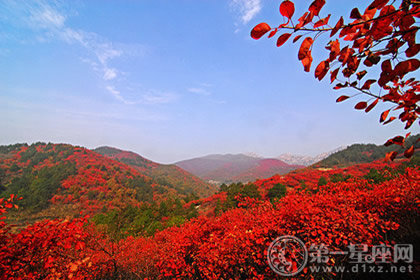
[1,136,418,224]
[94,146,215,197]
[0,143,216,225]
[277,146,346,166]
[175,154,303,184]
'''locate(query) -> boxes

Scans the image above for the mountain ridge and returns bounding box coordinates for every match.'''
[175,153,303,184]
[94,146,216,197]
[277,146,347,166]
[314,134,420,168]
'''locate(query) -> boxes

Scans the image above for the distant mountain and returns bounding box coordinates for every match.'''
[232,158,303,182]
[175,154,303,184]
[314,134,420,168]
[94,146,216,197]
[277,146,346,166]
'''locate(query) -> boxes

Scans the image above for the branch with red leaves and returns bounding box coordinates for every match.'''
[251,0,419,159]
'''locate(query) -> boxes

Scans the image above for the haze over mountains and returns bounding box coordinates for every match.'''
[277,146,347,166]
[175,154,303,184]
[174,146,348,184]
[94,146,216,197]
[1,136,418,224]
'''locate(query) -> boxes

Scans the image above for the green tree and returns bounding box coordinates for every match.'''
[267,183,287,202]
[318,176,328,187]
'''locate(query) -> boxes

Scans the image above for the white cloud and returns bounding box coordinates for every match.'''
[12,1,123,84]
[103,68,117,81]
[2,1,178,107]
[142,92,177,105]
[105,85,135,105]
[106,85,177,105]
[30,4,66,28]
[105,85,120,96]
[230,0,262,24]
[188,87,211,96]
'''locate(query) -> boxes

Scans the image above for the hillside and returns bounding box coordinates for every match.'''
[184,157,416,217]
[176,154,303,184]
[277,146,346,166]
[232,158,303,182]
[0,144,419,279]
[0,143,206,224]
[94,146,216,197]
[315,134,420,168]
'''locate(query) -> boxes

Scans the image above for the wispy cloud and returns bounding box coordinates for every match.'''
[29,3,66,28]
[106,85,177,105]
[103,68,117,81]
[188,82,213,96]
[230,0,262,24]
[188,87,211,96]
[142,92,177,105]
[1,0,173,106]
[105,86,127,104]
[29,7,122,83]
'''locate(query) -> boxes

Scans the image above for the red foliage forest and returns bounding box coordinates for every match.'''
[0,160,419,279]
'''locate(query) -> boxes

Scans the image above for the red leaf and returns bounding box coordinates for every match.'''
[393,136,405,146]
[363,6,377,20]
[379,110,390,122]
[361,79,376,90]
[394,59,420,78]
[356,70,367,80]
[350,8,362,19]
[331,17,344,37]
[330,68,339,83]
[251,23,271,39]
[385,136,405,146]
[404,145,414,158]
[328,39,340,61]
[383,116,396,124]
[384,139,394,146]
[309,0,326,16]
[315,60,329,80]
[381,59,392,73]
[405,44,420,57]
[298,37,313,60]
[380,109,390,122]
[354,101,367,110]
[385,151,398,161]
[280,1,295,19]
[301,52,313,72]
[277,33,292,47]
[313,14,331,28]
[333,83,347,90]
[365,98,378,113]
[336,95,349,102]
[296,12,309,29]
[268,29,278,38]
[368,0,389,10]
[293,35,302,43]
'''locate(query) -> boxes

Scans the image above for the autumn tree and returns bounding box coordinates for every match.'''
[251,0,419,160]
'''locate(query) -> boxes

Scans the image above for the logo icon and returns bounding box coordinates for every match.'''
[267,235,308,276]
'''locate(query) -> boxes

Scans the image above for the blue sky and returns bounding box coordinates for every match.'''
[1,0,418,163]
